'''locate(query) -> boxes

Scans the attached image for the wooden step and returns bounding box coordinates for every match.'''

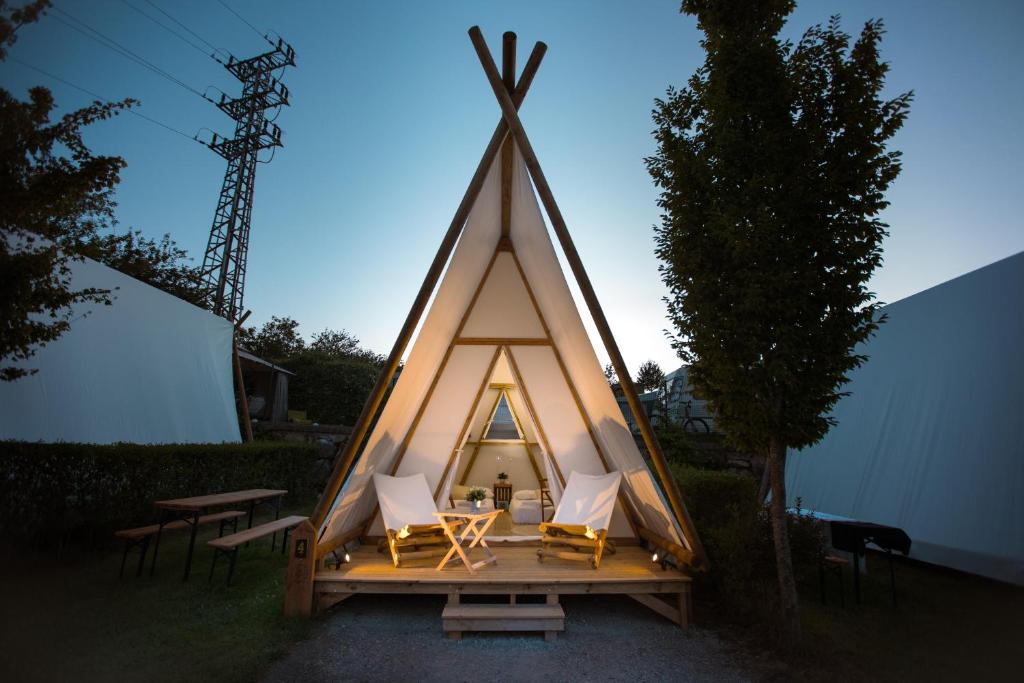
[442,603,565,641]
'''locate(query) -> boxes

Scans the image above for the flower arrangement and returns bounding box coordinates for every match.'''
[497,471,509,481]
[466,486,488,502]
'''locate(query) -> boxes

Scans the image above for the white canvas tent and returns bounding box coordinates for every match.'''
[309,29,704,569]
[786,251,1024,585]
[0,255,241,445]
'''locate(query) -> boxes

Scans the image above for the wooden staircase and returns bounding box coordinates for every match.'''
[442,594,565,641]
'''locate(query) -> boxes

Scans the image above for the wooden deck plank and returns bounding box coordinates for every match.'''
[315,546,689,592]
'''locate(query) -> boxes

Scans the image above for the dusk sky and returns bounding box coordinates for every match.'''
[2,0,1022,372]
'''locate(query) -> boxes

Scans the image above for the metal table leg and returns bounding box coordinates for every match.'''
[853,551,862,604]
[149,510,170,576]
[245,500,256,547]
[182,510,201,582]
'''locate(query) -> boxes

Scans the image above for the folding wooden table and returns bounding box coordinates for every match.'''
[434,509,502,574]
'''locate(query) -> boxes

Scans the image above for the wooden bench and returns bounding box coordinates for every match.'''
[442,595,565,641]
[116,510,245,579]
[207,515,308,585]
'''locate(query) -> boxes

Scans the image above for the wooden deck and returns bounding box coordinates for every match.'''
[314,545,692,629]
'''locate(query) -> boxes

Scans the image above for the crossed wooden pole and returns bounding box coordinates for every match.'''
[311,27,706,570]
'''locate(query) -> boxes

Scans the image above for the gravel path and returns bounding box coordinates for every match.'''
[263,594,755,682]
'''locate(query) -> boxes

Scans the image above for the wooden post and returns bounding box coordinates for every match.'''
[232,344,254,443]
[500,31,516,239]
[232,310,254,442]
[284,520,316,617]
[309,41,548,532]
[468,26,707,567]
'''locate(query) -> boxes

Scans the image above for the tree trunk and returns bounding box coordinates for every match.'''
[767,436,801,647]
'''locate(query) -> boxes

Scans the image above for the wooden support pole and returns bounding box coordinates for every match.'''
[232,309,254,442]
[500,31,516,239]
[309,41,547,531]
[468,26,707,567]
[283,520,316,617]
[232,343,253,443]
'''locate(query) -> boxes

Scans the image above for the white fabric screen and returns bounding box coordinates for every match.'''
[0,256,240,444]
[786,252,1024,585]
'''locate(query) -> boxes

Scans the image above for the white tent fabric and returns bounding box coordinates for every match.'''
[786,252,1024,585]
[0,256,240,444]
[551,471,622,531]
[373,473,440,532]
[319,149,687,550]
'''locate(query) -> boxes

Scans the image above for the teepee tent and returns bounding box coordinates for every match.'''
[309,28,704,570]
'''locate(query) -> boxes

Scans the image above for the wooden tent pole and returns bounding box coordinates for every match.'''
[457,389,502,485]
[309,42,548,530]
[432,346,503,500]
[232,310,253,443]
[500,32,516,240]
[468,26,707,566]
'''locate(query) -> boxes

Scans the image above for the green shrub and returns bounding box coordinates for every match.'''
[673,463,826,623]
[0,440,320,546]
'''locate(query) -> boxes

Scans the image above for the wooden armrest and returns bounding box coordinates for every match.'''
[539,522,593,536]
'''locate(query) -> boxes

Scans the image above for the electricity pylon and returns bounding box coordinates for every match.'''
[198,37,295,321]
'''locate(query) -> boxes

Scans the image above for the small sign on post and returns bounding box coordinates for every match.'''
[284,520,315,617]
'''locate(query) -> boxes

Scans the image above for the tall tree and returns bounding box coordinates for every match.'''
[0,0,134,381]
[635,359,666,392]
[76,230,204,306]
[648,0,910,644]
[238,316,305,361]
[603,362,618,385]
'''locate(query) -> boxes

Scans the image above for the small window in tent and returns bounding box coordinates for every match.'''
[484,393,522,440]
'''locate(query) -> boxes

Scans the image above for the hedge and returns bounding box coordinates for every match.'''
[672,463,826,624]
[0,440,320,545]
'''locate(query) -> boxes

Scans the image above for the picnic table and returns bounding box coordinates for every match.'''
[150,488,287,581]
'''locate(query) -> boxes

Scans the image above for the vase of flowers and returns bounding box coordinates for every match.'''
[497,472,509,482]
[467,486,487,511]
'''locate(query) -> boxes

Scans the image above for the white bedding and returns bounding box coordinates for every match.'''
[510,497,542,524]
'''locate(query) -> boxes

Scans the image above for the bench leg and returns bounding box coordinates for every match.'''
[136,536,151,578]
[271,496,282,550]
[281,527,291,556]
[209,549,220,584]
[226,549,239,587]
[149,512,169,577]
[119,541,130,579]
[182,511,200,582]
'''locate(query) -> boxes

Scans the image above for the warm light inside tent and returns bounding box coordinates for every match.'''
[652,552,659,563]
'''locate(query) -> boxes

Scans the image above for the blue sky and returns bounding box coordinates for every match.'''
[2,0,1022,372]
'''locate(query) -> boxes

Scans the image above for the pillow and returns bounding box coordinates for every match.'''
[451,484,471,500]
[513,489,539,501]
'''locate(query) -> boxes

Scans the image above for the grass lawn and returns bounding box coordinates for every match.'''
[2,518,1021,682]
[786,553,1023,681]
[0,506,315,683]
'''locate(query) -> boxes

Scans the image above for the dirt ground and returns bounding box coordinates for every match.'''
[262,593,757,682]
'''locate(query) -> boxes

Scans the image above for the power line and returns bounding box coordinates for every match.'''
[48,5,208,100]
[138,0,228,60]
[116,0,223,64]
[216,0,270,44]
[8,56,203,145]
